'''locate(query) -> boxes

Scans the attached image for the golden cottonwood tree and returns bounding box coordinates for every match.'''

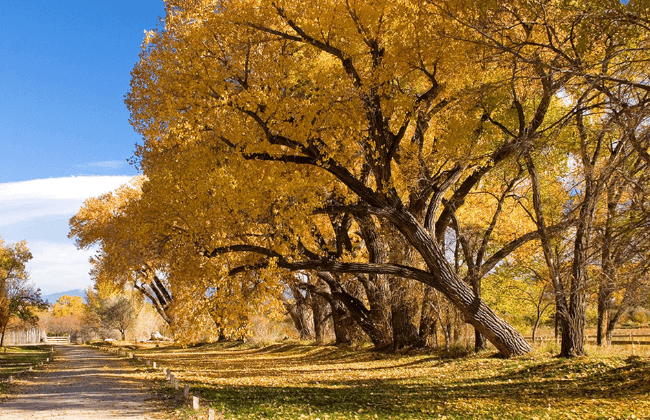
[125,0,561,356]
[70,177,176,325]
[70,171,287,340]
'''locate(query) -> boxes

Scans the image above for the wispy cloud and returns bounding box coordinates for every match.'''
[0,176,136,294]
[82,160,126,169]
[0,175,134,202]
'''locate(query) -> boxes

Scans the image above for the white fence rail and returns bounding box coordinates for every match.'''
[526,332,650,346]
[45,336,71,344]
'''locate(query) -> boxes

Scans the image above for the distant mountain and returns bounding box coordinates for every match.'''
[42,289,86,304]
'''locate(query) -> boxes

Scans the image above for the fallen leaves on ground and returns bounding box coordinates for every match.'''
[123,342,650,420]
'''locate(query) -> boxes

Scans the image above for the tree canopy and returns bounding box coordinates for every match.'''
[71,0,650,357]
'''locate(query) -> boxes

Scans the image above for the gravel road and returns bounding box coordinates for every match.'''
[0,345,162,419]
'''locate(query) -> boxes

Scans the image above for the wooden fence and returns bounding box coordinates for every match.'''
[2,327,45,345]
[526,332,650,346]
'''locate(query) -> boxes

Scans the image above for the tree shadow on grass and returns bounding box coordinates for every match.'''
[174,355,650,419]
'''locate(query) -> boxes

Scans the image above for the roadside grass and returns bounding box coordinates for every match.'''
[0,345,51,393]
[120,341,650,420]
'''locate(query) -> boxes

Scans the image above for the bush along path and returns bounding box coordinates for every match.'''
[0,344,163,419]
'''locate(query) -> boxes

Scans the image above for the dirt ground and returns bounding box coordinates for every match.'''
[0,345,162,419]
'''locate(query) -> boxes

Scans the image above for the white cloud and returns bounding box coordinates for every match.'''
[83,160,126,169]
[0,176,134,228]
[28,241,97,294]
[0,175,133,201]
[0,176,136,294]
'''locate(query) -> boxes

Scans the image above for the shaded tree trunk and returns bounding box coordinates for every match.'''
[0,321,7,347]
[311,293,329,344]
[419,287,439,348]
[390,277,423,349]
[471,278,487,351]
[284,282,314,340]
[356,216,394,349]
[331,281,366,345]
[285,302,314,340]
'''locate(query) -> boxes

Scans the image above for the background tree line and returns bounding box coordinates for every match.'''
[0,237,47,346]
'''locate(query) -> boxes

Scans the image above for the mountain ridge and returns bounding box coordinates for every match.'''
[42,289,86,304]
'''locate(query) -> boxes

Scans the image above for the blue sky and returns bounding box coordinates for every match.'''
[1,1,165,294]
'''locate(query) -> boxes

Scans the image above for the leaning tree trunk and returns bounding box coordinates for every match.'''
[386,207,532,357]
[605,306,627,346]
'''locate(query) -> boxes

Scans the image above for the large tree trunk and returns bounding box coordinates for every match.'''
[559,311,585,357]
[286,303,313,340]
[596,295,611,346]
[315,273,390,348]
[357,217,394,349]
[342,276,393,348]
[386,226,424,350]
[390,277,423,349]
[330,299,365,345]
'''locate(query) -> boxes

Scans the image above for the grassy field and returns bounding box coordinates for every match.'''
[0,345,51,393]
[114,341,650,420]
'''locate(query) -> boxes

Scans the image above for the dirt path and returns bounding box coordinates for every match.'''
[0,345,162,419]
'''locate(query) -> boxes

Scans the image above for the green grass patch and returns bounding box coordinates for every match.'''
[0,345,51,390]
[124,342,650,420]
